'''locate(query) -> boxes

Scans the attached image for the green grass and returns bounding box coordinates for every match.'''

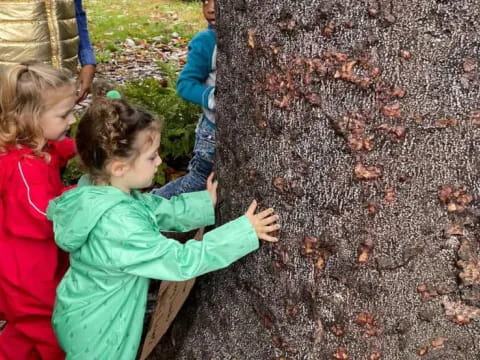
[84,0,204,50]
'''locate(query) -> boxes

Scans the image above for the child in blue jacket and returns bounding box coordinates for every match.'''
[153,0,216,198]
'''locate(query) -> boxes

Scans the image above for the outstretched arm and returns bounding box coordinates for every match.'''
[98,206,259,281]
[140,190,215,232]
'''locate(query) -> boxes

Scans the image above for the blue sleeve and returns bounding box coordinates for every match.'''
[177,30,215,109]
[74,0,96,66]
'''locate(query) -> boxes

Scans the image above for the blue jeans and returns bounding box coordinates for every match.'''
[152,117,215,199]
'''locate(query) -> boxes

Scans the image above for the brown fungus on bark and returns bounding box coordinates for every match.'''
[399,49,412,60]
[285,304,299,317]
[332,113,375,152]
[305,92,321,105]
[418,347,428,356]
[430,337,448,349]
[302,236,318,255]
[443,299,480,324]
[263,314,273,329]
[391,87,406,98]
[462,58,477,73]
[369,351,382,360]
[377,124,408,141]
[322,22,336,37]
[331,325,345,337]
[381,102,402,119]
[354,163,383,181]
[435,118,458,128]
[355,311,381,336]
[438,185,473,213]
[457,259,480,286]
[358,237,375,264]
[367,1,380,18]
[272,177,290,194]
[332,347,348,360]
[417,284,439,302]
[366,202,377,216]
[469,109,480,125]
[384,186,396,205]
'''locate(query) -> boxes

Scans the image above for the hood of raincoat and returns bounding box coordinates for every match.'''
[47,175,134,252]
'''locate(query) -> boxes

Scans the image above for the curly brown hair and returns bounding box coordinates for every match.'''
[76,98,161,184]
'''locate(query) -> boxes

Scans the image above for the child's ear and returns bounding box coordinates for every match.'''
[109,159,129,177]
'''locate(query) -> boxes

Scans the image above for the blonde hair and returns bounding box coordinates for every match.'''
[0,61,74,153]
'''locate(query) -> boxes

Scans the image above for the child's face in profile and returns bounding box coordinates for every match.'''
[202,0,215,26]
[39,85,77,142]
[121,130,162,191]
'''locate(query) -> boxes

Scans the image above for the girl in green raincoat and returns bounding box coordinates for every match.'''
[47,94,280,359]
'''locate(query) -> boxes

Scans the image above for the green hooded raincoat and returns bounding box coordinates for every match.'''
[47,177,259,359]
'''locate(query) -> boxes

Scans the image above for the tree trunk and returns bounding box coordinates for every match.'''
[151,0,480,359]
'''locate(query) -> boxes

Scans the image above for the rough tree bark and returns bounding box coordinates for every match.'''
[151,0,480,359]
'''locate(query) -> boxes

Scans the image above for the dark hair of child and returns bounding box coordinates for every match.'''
[76,98,160,185]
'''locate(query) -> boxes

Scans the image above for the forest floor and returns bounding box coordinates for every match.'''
[84,0,204,85]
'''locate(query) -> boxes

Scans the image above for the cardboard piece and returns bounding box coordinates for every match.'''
[139,228,203,360]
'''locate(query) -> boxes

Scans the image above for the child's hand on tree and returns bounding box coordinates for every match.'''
[245,200,280,242]
[206,173,218,207]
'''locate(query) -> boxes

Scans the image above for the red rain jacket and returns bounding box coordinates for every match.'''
[0,138,75,321]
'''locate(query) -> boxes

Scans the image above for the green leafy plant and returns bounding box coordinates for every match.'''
[121,62,201,184]
[63,62,199,186]
[121,63,199,160]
